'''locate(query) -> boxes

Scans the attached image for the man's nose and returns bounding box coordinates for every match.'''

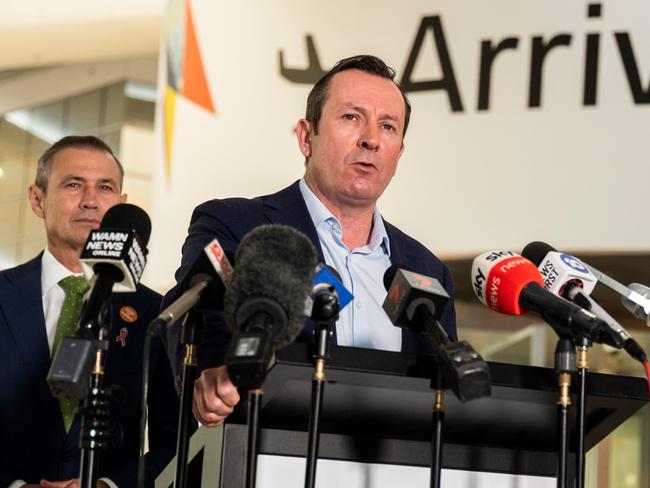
[359,124,380,151]
[80,187,98,209]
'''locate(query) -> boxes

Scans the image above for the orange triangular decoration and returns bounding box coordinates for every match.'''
[182,1,215,113]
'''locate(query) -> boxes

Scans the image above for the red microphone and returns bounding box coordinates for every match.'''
[471,251,623,348]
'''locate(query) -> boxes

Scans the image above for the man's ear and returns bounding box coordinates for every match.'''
[28,184,46,219]
[119,193,128,204]
[295,119,313,158]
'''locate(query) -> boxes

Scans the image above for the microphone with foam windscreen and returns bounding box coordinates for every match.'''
[48,203,152,400]
[522,242,646,362]
[471,251,624,348]
[383,266,491,402]
[224,225,317,390]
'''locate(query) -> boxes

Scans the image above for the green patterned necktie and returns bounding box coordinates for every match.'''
[54,275,90,432]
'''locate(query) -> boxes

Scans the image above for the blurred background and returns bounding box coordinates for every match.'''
[1,1,648,486]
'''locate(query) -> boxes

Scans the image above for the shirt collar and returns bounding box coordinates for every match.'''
[41,248,81,297]
[299,177,390,255]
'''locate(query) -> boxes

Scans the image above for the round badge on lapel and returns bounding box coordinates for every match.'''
[119,306,138,323]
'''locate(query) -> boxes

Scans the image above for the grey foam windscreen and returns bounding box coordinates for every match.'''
[224,224,317,348]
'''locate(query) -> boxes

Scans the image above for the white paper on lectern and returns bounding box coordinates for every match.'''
[256,455,555,488]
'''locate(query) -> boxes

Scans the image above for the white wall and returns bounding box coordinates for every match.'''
[146,0,650,291]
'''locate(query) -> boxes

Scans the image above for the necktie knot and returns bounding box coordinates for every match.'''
[58,275,90,297]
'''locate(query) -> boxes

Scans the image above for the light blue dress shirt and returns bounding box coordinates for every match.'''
[299,178,401,352]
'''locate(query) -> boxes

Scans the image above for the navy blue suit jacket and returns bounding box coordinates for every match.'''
[164,181,456,374]
[0,255,179,487]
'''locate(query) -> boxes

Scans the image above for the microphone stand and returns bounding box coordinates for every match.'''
[430,370,444,488]
[79,299,122,488]
[246,387,263,488]
[174,310,203,488]
[554,338,576,488]
[304,289,339,488]
[574,337,591,488]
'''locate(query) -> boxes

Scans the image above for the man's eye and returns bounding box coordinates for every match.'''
[343,114,358,121]
[99,185,115,192]
[66,182,80,188]
[382,124,396,132]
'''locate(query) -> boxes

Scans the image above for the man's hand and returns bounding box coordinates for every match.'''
[193,365,241,426]
[39,480,110,488]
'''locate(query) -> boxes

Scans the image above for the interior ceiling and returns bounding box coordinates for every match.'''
[448,253,650,331]
[0,0,165,70]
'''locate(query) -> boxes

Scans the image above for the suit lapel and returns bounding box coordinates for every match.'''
[384,222,425,353]
[262,181,325,263]
[0,255,51,378]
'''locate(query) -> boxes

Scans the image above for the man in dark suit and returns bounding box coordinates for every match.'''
[0,136,179,487]
[165,55,456,427]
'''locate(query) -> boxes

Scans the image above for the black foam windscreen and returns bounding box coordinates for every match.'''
[521,241,556,266]
[100,203,152,248]
[224,224,317,349]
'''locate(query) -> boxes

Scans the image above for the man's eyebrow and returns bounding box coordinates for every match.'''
[97,177,119,186]
[58,175,85,185]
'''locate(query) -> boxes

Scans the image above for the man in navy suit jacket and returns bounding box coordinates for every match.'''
[0,136,178,487]
[165,55,457,427]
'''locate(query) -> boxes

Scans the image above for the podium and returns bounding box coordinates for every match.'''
[156,343,649,487]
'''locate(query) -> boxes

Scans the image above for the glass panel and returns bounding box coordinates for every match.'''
[105,82,127,126]
[31,100,65,144]
[66,90,102,133]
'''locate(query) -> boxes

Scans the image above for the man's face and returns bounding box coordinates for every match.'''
[298,69,405,210]
[28,147,126,254]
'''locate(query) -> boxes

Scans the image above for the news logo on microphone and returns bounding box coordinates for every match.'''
[80,228,147,292]
[471,251,542,315]
[537,251,597,296]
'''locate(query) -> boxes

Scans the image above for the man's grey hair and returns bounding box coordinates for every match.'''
[35,135,124,192]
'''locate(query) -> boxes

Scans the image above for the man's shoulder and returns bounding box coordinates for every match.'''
[384,220,435,257]
[194,181,299,215]
[384,220,450,276]
[0,255,42,286]
[115,283,162,311]
[189,181,302,234]
[134,283,163,303]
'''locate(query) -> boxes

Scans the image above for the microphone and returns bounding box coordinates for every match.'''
[48,203,152,399]
[583,265,650,321]
[522,242,646,362]
[148,239,234,336]
[471,251,624,348]
[383,266,491,402]
[307,264,353,321]
[622,283,650,325]
[224,225,317,389]
[79,203,151,293]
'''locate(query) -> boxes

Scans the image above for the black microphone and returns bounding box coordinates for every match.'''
[48,203,151,400]
[522,241,646,362]
[224,225,317,390]
[383,266,491,402]
[148,239,234,336]
[77,204,151,336]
